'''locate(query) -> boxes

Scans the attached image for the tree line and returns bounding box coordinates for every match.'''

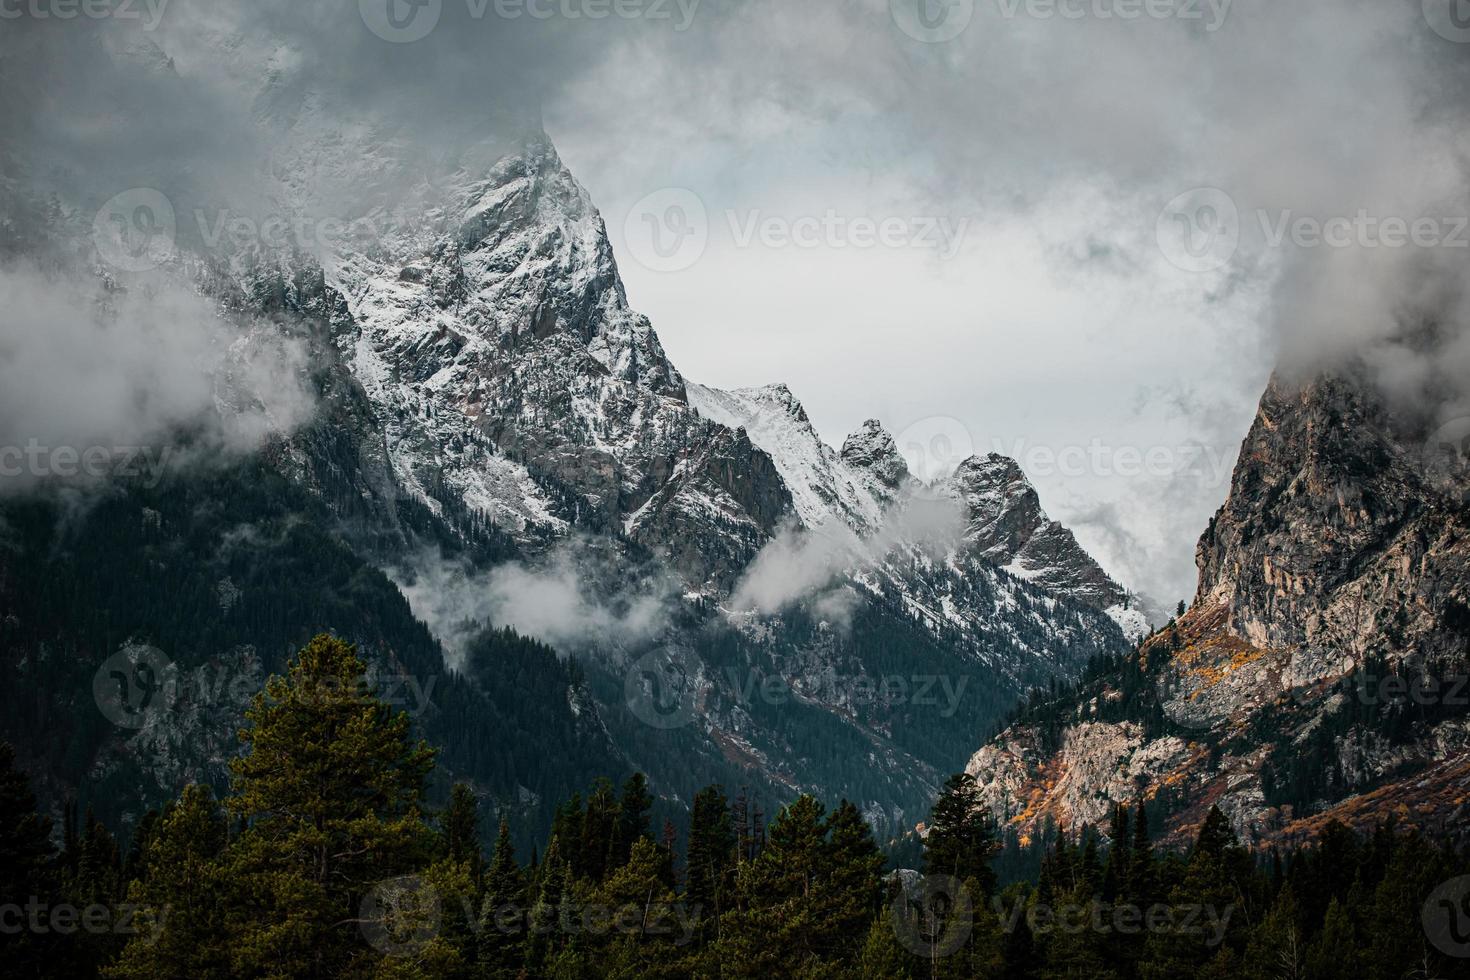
[1,634,1467,978]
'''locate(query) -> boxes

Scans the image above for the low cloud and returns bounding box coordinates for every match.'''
[730,494,964,618]
[0,262,316,496]
[391,541,673,669]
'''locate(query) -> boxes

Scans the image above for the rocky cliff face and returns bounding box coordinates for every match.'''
[1194,372,1470,661]
[966,366,1470,847]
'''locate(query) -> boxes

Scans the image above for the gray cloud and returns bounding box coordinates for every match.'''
[730,494,964,617]
[0,262,316,495]
[6,1,1468,599]
[391,541,673,668]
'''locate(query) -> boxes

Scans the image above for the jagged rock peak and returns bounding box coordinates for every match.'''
[949,453,1036,503]
[733,383,810,423]
[413,128,686,397]
[1193,367,1468,655]
[466,131,602,244]
[943,452,1134,618]
[944,453,1050,553]
[841,420,911,489]
[964,366,1470,850]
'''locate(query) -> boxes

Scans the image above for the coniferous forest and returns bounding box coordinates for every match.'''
[3,634,1467,979]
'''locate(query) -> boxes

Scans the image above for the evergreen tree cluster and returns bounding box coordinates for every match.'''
[2,635,1467,978]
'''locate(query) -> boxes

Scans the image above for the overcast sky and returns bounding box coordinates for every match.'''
[550,0,1470,605]
[6,0,1469,606]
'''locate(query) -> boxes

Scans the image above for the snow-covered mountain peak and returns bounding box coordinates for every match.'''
[687,382,883,533]
[742,383,809,422]
[941,451,1143,636]
[440,132,684,397]
[954,452,1026,481]
[945,453,1041,534]
[840,420,912,494]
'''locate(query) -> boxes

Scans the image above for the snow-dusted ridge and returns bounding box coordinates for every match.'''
[688,382,1151,642]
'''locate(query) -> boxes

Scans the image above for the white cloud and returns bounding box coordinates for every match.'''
[0,263,316,495]
[391,541,673,668]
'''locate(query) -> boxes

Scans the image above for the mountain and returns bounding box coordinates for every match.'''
[966,365,1470,848]
[320,131,1141,832]
[940,454,1152,641]
[686,383,1149,636]
[0,34,1145,843]
[686,383,894,534]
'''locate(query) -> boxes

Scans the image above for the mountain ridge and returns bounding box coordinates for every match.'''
[965,364,1470,848]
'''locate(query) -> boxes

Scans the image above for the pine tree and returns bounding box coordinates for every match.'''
[526,835,570,974]
[1041,879,1121,980]
[685,784,736,941]
[1078,828,1102,894]
[1304,897,1363,980]
[441,783,484,888]
[478,819,527,979]
[550,793,586,880]
[859,915,915,979]
[1127,800,1153,908]
[1241,881,1303,980]
[924,773,998,898]
[435,784,485,976]
[720,795,831,975]
[221,634,438,978]
[580,777,618,884]
[59,807,125,975]
[106,785,231,980]
[0,742,55,975]
[611,773,654,869]
[590,836,685,977]
[657,817,679,890]
[1103,803,1131,901]
[1140,807,1249,980]
[820,800,887,963]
